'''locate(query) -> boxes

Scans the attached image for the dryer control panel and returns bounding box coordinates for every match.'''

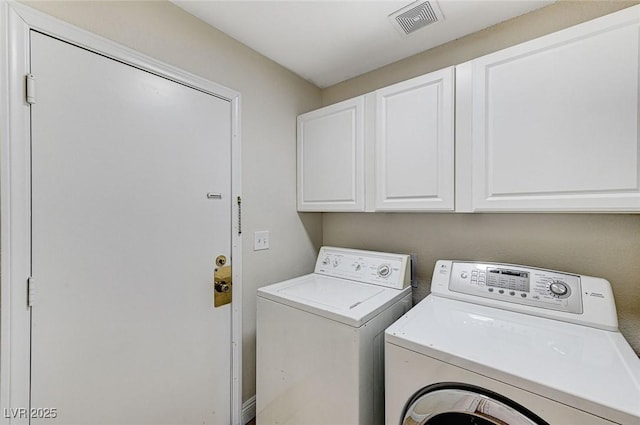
[315,247,411,289]
[431,260,619,331]
[448,262,583,313]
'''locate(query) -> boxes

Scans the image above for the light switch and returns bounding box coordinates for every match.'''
[254,230,270,251]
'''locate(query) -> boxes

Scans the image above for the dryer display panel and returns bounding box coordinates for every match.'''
[486,268,530,292]
[447,262,583,314]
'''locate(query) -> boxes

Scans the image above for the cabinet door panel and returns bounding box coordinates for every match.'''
[461,6,640,211]
[375,68,455,211]
[297,97,365,211]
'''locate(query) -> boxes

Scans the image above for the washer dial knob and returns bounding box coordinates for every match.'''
[377,264,392,278]
[549,280,569,297]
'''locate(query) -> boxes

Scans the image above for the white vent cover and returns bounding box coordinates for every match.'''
[389,1,444,36]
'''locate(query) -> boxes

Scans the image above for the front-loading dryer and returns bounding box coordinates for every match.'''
[385,260,640,425]
[257,247,413,425]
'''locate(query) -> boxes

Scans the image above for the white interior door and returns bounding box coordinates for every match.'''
[29,31,233,424]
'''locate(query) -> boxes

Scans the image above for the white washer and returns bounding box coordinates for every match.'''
[257,247,413,425]
[385,260,640,425]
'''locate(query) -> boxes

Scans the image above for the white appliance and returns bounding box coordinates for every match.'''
[257,246,413,425]
[385,260,640,425]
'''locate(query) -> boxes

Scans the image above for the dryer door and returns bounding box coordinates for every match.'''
[401,383,550,425]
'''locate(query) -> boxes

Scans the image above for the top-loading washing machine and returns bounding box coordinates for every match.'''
[385,260,640,425]
[256,246,413,425]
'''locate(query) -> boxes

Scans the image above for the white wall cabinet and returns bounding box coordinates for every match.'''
[297,68,455,212]
[297,97,365,211]
[299,5,640,213]
[374,68,455,211]
[456,6,640,212]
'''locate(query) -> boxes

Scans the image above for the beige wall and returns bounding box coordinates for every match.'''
[321,1,640,355]
[324,213,640,352]
[22,0,323,404]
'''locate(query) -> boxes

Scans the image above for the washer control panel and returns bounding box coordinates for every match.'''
[448,262,583,314]
[315,246,411,289]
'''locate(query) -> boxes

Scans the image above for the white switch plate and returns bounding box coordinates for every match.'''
[254,230,270,251]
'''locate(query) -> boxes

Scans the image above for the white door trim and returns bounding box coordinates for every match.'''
[0,2,243,424]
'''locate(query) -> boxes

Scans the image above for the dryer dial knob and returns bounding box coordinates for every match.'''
[549,281,569,296]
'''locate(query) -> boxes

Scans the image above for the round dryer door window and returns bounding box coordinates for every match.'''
[401,383,550,425]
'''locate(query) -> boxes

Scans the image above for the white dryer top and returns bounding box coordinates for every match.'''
[257,273,410,327]
[385,295,640,425]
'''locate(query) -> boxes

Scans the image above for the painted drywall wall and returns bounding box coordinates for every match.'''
[324,213,640,352]
[22,0,323,405]
[320,1,640,355]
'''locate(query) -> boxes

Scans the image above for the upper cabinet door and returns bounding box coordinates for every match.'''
[374,68,455,211]
[456,6,640,212]
[297,97,365,211]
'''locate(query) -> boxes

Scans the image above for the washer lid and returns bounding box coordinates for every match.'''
[257,273,410,327]
[385,295,640,424]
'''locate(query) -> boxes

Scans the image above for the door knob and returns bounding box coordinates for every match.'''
[215,281,231,293]
[214,263,232,307]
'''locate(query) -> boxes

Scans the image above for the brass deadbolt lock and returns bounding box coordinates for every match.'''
[214,261,232,307]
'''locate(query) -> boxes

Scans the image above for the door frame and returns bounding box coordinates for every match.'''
[0,2,243,424]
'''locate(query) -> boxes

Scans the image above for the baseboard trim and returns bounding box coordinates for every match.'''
[242,395,256,424]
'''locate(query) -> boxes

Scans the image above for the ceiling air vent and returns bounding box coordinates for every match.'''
[389,1,444,36]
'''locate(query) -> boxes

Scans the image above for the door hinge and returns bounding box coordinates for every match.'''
[237,196,242,235]
[27,277,35,307]
[26,73,36,104]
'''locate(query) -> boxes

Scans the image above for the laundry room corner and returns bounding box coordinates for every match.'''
[4,0,640,424]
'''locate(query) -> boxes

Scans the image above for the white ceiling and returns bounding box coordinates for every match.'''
[173,0,554,88]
